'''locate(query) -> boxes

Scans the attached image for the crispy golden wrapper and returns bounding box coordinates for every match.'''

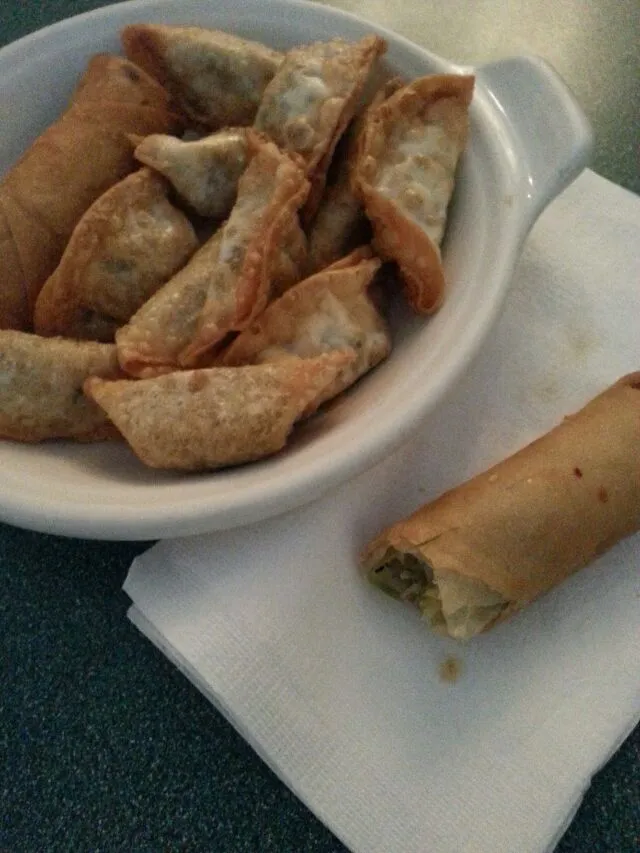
[121,24,283,129]
[254,35,386,221]
[34,169,198,341]
[116,141,306,378]
[223,248,389,413]
[116,226,223,378]
[0,54,180,331]
[269,211,308,300]
[353,74,474,314]
[134,129,249,219]
[305,152,367,275]
[178,134,309,367]
[84,351,353,470]
[361,373,640,640]
[0,331,121,442]
[305,77,404,275]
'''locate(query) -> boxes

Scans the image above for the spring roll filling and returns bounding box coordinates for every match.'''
[369,548,508,640]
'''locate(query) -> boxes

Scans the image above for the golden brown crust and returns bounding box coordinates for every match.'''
[0,331,121,442]
[353,74,474,314]
[361,373,640,633]
[222,247,389,414]
[0,213,29,330]
[34,169,198,341]
[254,35,386,222]
[71,53,178,113]
[0,193,66,330]
[121,24,283,129]
[85,351,353,470]
[270,213,308,299]
[304,77,404,276]
[305,162,367,276]
[117,140,309,380]
[115,228,225,379]
[0,54,180,330]
[134,129,250,219]
[178,134,310,366]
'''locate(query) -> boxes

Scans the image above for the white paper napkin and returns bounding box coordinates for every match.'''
[124,169,640,853]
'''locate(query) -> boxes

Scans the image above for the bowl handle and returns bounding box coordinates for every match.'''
[475,56,594,221]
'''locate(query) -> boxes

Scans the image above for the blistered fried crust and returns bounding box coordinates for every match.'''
[116,228,225,378]
[0,331,121,442]
[361,373,640,639]
[85,351,353,470]
[121,24,283,129]
[305,167,367,275]
[270,214,308,299]
[178,134,310,366]
[117,138,309,379]
[254,35,386,220]
[134,129,249,219]
[353,74,474,313]
[305,77,404,275]
[34,169,198,341]
[222,247,389,412]
[0,54,179,330]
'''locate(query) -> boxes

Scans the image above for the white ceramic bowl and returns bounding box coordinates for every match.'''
[0,0,592,540]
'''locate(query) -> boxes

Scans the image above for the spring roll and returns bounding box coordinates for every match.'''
[85,351,353,470]
[121,24,283,130]
[361,373,640,640]
[353,74,474,314]
[0,331,121,442]
[0,54,180,331]
[134,129,249,219]
[34,169,198,341]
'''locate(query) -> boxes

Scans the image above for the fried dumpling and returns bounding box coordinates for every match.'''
[84,351,353,470]
[121,24,283,129]
[254,35,386,220]
[34,169,198,342]
[305,149,368,276]
[222,248,390,412]
[116,144,308,380]
[353,74,474,314]
[303,78,405,275]
[134,129,249,219]
[0,331,121,442]
[116,226,224,378]
[177,134,309,367]
[0,54,180,331]
[270,211,308,300]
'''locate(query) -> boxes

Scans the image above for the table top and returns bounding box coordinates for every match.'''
[1,1,639,851]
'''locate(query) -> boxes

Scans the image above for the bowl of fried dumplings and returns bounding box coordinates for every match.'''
[0,0,592,539]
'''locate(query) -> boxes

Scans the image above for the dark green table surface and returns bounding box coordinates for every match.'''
[1,1,639,851]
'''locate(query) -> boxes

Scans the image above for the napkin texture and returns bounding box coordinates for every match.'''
[124,169,640,853]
